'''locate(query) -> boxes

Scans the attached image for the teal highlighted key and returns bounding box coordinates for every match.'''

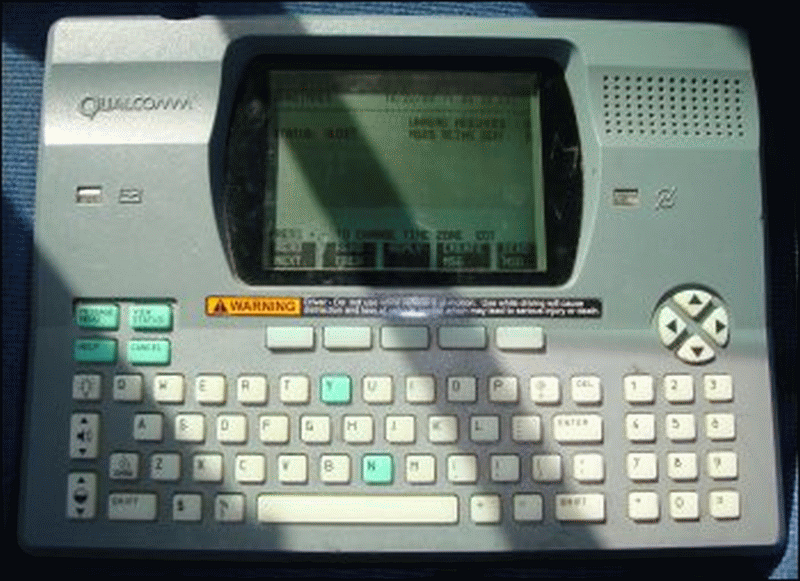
[320,375,351,404]
[363,454,394,484]
[75,303,119,330]
[128,339,171,365]
[130,304,172,331]
[74,338,117,364]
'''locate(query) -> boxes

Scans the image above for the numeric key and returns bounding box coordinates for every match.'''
[624,375,654,403]
[707,451,738,479]
[666,414,696,441]
[626,413,655,442]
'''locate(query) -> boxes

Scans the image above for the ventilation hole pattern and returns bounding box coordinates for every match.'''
[602,74,746,138]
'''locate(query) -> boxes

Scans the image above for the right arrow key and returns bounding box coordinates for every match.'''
[702,306,730,347]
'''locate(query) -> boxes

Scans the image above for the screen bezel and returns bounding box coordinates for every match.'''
[222,55,582,286]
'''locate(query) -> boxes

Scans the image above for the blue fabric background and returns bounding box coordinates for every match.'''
[3,3,796,577]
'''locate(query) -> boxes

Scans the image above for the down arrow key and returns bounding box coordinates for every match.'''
[677,334,715,364]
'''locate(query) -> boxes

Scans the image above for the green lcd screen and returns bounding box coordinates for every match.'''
[266,71,547,272]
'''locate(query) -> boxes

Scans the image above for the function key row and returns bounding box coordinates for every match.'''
[72,324,544,365]
[266,325,544,351]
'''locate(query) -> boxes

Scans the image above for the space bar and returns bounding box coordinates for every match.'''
[257,494,458,524]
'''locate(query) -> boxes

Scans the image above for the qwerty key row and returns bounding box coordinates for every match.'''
[72,373,733,405]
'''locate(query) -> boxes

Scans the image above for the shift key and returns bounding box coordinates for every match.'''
[108,493,157,520]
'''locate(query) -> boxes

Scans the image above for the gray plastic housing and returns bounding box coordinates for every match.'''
[19,15,782,555]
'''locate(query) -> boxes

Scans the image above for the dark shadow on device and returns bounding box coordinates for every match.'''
[209,23,600,556]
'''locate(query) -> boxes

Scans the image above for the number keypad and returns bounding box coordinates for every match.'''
[624,372,739,523]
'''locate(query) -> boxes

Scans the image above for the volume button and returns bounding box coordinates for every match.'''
[70,413,100,459]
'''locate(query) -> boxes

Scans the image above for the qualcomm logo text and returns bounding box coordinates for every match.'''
[78,95,192,119]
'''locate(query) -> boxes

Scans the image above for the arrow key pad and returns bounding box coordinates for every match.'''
[655,287,730,365]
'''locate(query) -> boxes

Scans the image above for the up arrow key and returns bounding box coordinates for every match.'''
[673,289,713,319]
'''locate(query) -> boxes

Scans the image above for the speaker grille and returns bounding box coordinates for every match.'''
[601,73,748,139]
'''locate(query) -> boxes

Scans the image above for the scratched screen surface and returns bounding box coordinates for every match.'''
[266,71,547,272]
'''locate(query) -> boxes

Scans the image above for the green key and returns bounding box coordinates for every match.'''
[320,375,351,404]
[75,303,119,330]
[363,454,394,484]
[74,338,117,363]
[127,339,171,365]
[130,304,173,331]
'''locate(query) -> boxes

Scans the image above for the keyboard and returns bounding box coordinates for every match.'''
[32,296,777,554]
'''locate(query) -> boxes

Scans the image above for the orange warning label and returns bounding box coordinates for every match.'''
[205,296,302,316]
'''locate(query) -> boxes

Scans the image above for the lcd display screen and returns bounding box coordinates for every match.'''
[265,71,547,272]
